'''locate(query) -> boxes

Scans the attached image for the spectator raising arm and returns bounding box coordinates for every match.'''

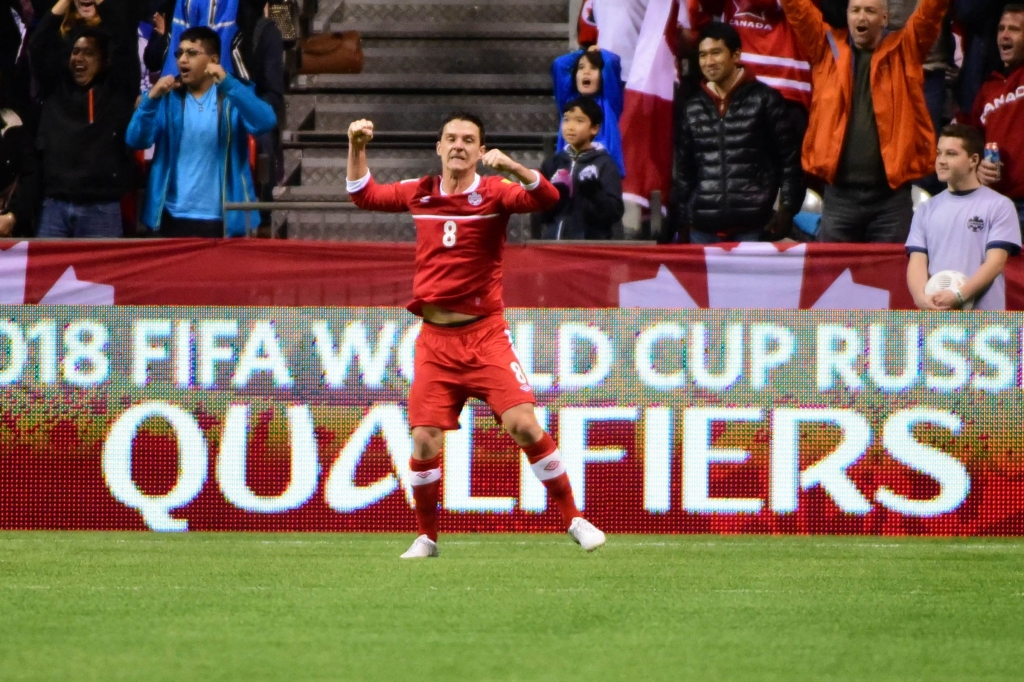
[777,0,830,64]
[29,0,72,97]
[125,73,176,149]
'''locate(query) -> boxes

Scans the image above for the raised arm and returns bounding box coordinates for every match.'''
[99,0,144,97]
[162,0,187,76]
[29,2,69,98]
[778,0,830,64]
[345,119,411,212]
[347,118,372,183]
[482,149,559,213]
[126,81,168,149]
[904,0,950,59]
[551,50,584,112]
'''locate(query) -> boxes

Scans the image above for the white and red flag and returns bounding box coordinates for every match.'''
[620,0,690,209]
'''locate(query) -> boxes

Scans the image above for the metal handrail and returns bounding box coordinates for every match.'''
[225,202,356,211]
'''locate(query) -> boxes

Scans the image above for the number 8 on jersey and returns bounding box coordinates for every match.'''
[442,220,457,247]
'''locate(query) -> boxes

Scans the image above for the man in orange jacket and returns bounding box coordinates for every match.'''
[780,0,948,242]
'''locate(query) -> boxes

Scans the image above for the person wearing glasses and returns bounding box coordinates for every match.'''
[126,26,276,237]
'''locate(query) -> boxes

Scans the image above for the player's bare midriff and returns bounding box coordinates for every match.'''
[421,304,481,325]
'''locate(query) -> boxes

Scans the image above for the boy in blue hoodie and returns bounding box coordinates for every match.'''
[127,26,275,237]
[539,97,624,240]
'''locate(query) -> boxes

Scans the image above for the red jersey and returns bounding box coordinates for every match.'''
[970,63,1024,200]
[693,0,813,109]
[349,172,559,317]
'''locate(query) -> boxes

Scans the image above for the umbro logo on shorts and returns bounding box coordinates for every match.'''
[543,461,560,471]
[520,384,531,392]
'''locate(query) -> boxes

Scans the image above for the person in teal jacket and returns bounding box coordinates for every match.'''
[127,26,275,237]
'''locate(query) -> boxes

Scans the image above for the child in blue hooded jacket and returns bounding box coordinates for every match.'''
[551,48,625,177]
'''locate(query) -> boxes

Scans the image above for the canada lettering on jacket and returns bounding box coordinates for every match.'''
[732,19,774,31]
[980,85,1024,125]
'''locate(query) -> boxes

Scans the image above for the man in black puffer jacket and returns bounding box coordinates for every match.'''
[674,22,805,244]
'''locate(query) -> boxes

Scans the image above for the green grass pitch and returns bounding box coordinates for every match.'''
[1,533,1022,681]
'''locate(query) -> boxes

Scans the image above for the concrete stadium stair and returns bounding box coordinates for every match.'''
[278,0,569,240]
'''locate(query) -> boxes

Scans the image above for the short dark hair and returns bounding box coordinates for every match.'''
[571,50,605,92]
[697,22,742,54]
[70,26,111,63]
[1003,4,1024,18]
[939,124,985,159]
[563,96,603,129]
[179,26,221,59]
[438,111,486,146]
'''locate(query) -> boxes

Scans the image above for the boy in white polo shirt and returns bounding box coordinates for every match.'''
[906,124,1022,310]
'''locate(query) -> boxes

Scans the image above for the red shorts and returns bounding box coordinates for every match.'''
[408,315,537,430]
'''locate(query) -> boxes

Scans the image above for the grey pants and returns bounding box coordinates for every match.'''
[819,184,913,243]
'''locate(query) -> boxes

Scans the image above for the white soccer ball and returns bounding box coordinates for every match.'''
[925,270,973,310]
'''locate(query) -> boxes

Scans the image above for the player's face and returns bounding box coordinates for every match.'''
[935,136,977,185]
[847,0,888,50]
[437,120,484,174]
[575,59,601,95]
[561,108,599,148]
[698,38,739,86]
[997,11,1024,69]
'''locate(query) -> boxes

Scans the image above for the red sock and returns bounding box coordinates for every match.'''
[409,455,442,542]
[524,433,581,527]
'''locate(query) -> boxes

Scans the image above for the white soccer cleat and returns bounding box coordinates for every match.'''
[400,535,439,559]
[568,517,606,552]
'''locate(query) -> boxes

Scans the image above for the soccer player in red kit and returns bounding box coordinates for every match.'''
[347,112,607,558]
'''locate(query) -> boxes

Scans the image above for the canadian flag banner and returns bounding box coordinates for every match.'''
[2,239,1024,310]
[577,0,598,45]
[620,0,686,208]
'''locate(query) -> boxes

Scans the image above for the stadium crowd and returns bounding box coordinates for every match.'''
[0,0,284,237]
[0,0,1022,270]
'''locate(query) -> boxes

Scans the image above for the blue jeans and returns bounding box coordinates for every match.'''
[37,198,122,238]
[819,184,913,243]
[689,228,763,245]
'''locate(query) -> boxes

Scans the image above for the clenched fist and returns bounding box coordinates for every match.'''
[206,63,227,84]
[149,75,179,99]
[481,149,516,173]
[349,119,374,148]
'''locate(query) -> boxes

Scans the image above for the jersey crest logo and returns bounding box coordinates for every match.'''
[967,216,985,233]
[468,192,483,206]
[420,196,431,204]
